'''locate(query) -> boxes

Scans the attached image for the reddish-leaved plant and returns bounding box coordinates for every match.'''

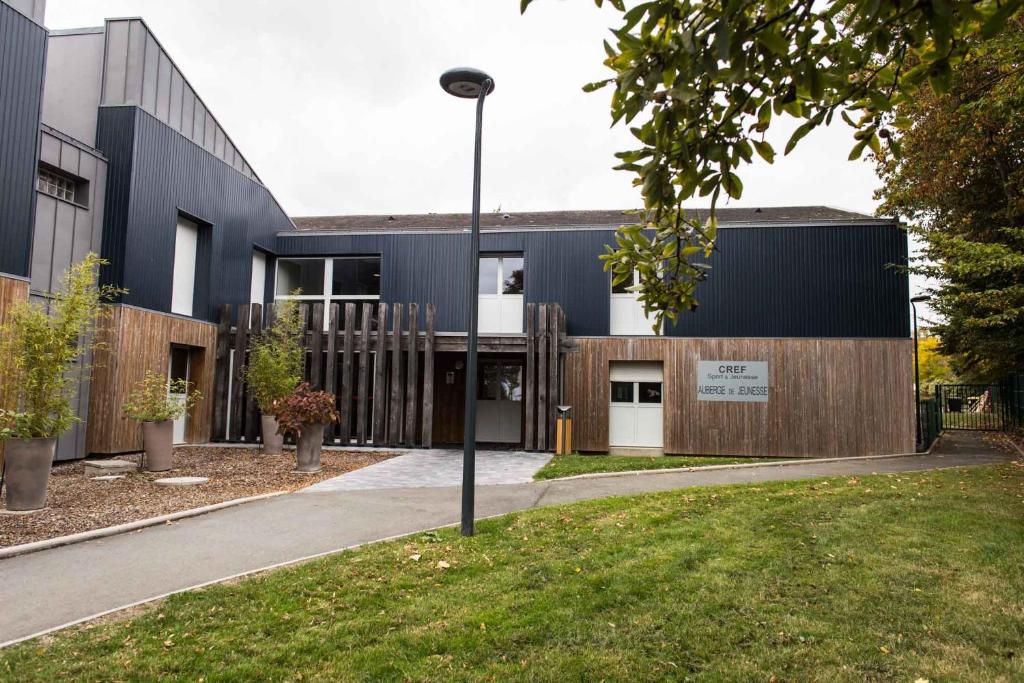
[273,383,340,437]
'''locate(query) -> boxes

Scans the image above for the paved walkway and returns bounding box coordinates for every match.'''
[0,433,1014,647]
[304,449,552,492]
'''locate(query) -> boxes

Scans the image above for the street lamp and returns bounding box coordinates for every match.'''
[440,67,495,537]
[910,294,930,448]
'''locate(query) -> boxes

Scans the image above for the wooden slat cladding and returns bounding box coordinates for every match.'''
[212,302,570,451]
[563,337,915,458]
[87,304,217,454]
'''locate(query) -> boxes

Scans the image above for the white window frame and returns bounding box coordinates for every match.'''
[273,257,381,329]
[478,255,524,334]
[610,269,661,336]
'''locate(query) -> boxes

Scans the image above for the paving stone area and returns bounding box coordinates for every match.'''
[301,449,553,492]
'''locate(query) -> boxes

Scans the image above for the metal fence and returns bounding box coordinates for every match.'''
[933,376,1023,432]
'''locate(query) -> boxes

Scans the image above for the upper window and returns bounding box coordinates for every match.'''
[37,166,85,205]
[275,257,382,329]
[479,255,524,295]
[276,259,325,296]
[611,270,637,295]
[332,257,381,297]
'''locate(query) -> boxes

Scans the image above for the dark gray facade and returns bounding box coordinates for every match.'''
[275,221,910,339]
[0,0,46,277]
[97,106,292,321]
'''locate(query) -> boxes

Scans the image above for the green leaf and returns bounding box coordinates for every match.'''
[785,121,815,155]
[753,140,775,163]
[848,139,869,161]
[756,30,789,57]
[722,172,743,199]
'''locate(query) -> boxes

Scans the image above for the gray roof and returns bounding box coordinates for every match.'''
[288,206,891,234]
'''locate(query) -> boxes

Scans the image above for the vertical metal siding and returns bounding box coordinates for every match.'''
[276,224,909,338]
[97,106,293,322]
[0,0,46,277]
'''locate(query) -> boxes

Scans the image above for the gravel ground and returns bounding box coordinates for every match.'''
[0,447,396,548]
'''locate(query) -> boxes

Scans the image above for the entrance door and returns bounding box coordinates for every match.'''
[168,347,191,444]
[476,361,523,443]
[609,362,664,449]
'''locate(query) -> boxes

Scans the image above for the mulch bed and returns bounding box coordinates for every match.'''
[0,446,396,548]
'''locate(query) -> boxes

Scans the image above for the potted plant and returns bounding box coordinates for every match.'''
[0,253,118,511]
[243,298,304,455]
[122,370,202,472]
[274,383,340,473]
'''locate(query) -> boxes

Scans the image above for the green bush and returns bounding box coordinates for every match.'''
[244,298,305,414]
[0,253,119,440]
[122,370,202,423]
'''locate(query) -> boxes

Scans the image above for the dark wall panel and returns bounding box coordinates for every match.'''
[278,224,909,338]
[97,106,293,321]
[0,1,46,277]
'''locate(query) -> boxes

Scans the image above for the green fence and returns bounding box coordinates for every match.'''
[917,397,942,452]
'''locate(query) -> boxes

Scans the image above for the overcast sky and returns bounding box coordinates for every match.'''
[43,0,930,310]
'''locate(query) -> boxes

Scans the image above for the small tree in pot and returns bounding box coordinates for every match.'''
[243,298,304,455]
[274,383,340,473]
[0,253,119,511]
[122,370,201,472]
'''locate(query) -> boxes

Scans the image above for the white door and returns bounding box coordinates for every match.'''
[168,347,191,444]
[171,216,199,316]
[478,255,524,333]
[476,362,523,443]
[610,270,660,335]
[609,362,664,448]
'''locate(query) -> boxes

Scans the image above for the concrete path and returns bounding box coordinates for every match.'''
[303,449,553,492]
[0,433,1014,647]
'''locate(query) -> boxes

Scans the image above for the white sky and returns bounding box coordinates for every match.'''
[42,0,931,316]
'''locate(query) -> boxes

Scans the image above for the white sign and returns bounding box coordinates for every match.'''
[696,361,769,402]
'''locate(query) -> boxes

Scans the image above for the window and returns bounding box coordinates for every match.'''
[611,381,634,403]
[478,255,524,333]
[274,257,381,329]
[37,166,85,204]
[610,269,660,335]
[638,382,663,404]
[611,270,636,294]
[479,256,523,295]
[171,215,199,316]
[250,251,267,305]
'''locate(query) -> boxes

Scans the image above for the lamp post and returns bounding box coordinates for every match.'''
[440,67,495,537]
[910,294,930,449]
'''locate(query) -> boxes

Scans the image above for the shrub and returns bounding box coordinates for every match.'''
[274,383,340,437]
[122,370,202,423]
[244,298,305,414]
[0,253,120,440]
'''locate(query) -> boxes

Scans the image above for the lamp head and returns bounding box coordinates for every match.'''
[910,295,931,303]
[440,67,495,98]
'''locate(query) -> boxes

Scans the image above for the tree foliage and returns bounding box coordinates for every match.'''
[0,253,120,439]
[244,297,306,414]
[876,18,1024,380]
[521,0,1023,330]
[122,370,202,423]
[918,329,959,392]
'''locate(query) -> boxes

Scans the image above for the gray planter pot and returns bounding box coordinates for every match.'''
[141,420,174,472]
[3,437,57,511]
[295,423,326,473]
[261,414,284,455]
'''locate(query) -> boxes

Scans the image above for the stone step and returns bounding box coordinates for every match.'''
[83,459,139,477]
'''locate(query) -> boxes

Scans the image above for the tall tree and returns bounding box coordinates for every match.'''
[521,0,1023,330]
[876,19,1024,380]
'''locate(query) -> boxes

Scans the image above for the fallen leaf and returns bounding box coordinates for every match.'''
[410,554,421,562]
[437,560,450,569]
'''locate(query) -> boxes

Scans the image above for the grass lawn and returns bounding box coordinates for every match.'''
[2,464,1022,681]
[533,454,776,480]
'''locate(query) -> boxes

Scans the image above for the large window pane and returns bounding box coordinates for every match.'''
[332,257,381,296]
[276,259,324,296]
[478,257,499,294]
[499,364,523,401]
[638,382,662,404]
[611,270,636,294]
[611,381,634,403]
[502,256,524,294]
